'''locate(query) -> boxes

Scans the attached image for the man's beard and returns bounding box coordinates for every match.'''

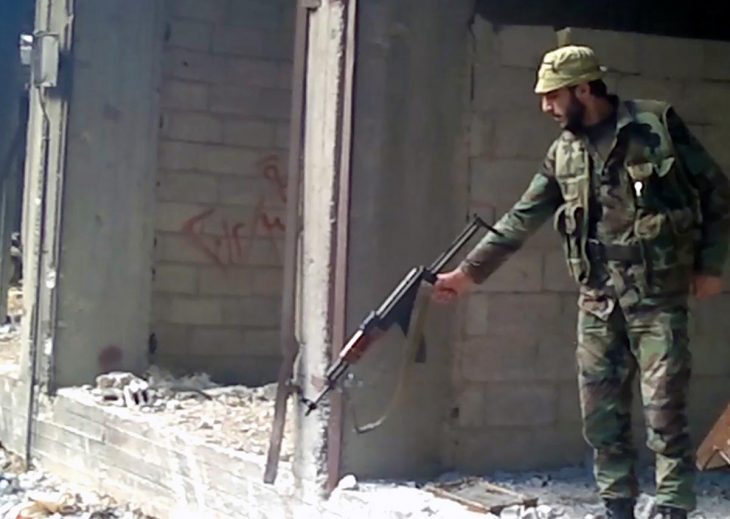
[563,92,586,133]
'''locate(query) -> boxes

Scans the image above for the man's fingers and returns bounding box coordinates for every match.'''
[432,287,457,304]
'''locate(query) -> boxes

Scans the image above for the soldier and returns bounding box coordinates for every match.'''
[433,45,730,519]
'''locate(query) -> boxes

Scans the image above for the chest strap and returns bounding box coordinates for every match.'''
[587,239,643,263]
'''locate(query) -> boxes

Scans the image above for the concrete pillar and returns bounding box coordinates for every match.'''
[21,0,164,388]
[292,0,350,497]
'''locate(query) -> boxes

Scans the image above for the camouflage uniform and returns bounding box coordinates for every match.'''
[460,47,730,512]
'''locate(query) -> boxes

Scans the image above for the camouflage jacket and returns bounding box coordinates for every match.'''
[460,98,730,315]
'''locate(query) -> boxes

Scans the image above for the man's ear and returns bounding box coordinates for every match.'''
[574,82,591,101]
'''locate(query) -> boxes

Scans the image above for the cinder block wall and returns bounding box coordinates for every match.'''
[447,20,730,471]
[151,0,294,384]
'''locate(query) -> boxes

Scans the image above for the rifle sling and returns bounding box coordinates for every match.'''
[347,280,432,434]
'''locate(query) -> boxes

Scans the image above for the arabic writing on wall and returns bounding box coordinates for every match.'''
[181,154,287,270]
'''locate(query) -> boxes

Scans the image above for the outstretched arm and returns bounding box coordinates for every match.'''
[459,145,563,283]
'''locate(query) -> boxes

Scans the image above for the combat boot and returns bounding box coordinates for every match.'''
[650,505,687,519]
[603,498,636,519]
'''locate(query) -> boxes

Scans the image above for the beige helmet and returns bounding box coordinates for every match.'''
[534,45,607,94]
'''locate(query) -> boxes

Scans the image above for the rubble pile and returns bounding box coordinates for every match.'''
[84,366,294,461]
[329,476,563,519]
[0,448,154,518]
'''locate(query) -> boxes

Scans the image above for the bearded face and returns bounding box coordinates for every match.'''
[540,86,587,133]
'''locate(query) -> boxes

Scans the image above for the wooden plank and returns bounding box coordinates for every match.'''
[424,477,537,515]
[263,0,309,486]
[696,402,730,470]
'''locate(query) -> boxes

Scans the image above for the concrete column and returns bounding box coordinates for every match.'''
[21,0,164,388]
[293,0,349,497]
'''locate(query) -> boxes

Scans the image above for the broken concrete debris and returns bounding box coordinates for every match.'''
[91,366,215,409]
[80,365,294,461]
[326,467,730,519]
[0,447,154,518]
[95,372,153,408]
[335,474,359,492]
[477,465,730,519]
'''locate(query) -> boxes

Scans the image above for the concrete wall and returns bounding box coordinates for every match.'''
[151,0,295,384]
[447,20,730,471]
[53,0,163,386]
[18,0,163,388]
[340,0,474,479]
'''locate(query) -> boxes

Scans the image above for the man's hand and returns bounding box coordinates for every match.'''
[432,268,475,304]
[691,275,723,299]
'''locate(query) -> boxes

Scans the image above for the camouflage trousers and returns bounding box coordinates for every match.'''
[576,303,695,511]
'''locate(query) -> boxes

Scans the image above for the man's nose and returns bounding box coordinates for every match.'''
[541,96,551,114]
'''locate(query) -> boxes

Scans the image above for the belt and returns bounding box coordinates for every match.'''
[587,239,643,263]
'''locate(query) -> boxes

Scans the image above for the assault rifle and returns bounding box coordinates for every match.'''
[301,214,496,415]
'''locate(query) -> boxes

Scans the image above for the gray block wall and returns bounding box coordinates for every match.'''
[447,20,730,472]
[151,0,295,384]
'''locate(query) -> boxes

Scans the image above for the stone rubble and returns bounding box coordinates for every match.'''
[467,465,730,519]
[82,365,295,462]
[324,466,730,519]
[0,447,155,518]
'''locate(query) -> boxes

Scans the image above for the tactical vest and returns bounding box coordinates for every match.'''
[552,100,701,296]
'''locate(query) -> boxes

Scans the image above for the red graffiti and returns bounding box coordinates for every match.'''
[260,154,287,203]
[260,212,286,233]
[181,208,223,266]
[181,155,287,269]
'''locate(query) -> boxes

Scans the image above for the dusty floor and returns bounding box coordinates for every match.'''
[465,464,730,518]
[331,465,730,518]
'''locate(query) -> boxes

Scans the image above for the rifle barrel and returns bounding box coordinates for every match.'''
[428,214,489,273]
